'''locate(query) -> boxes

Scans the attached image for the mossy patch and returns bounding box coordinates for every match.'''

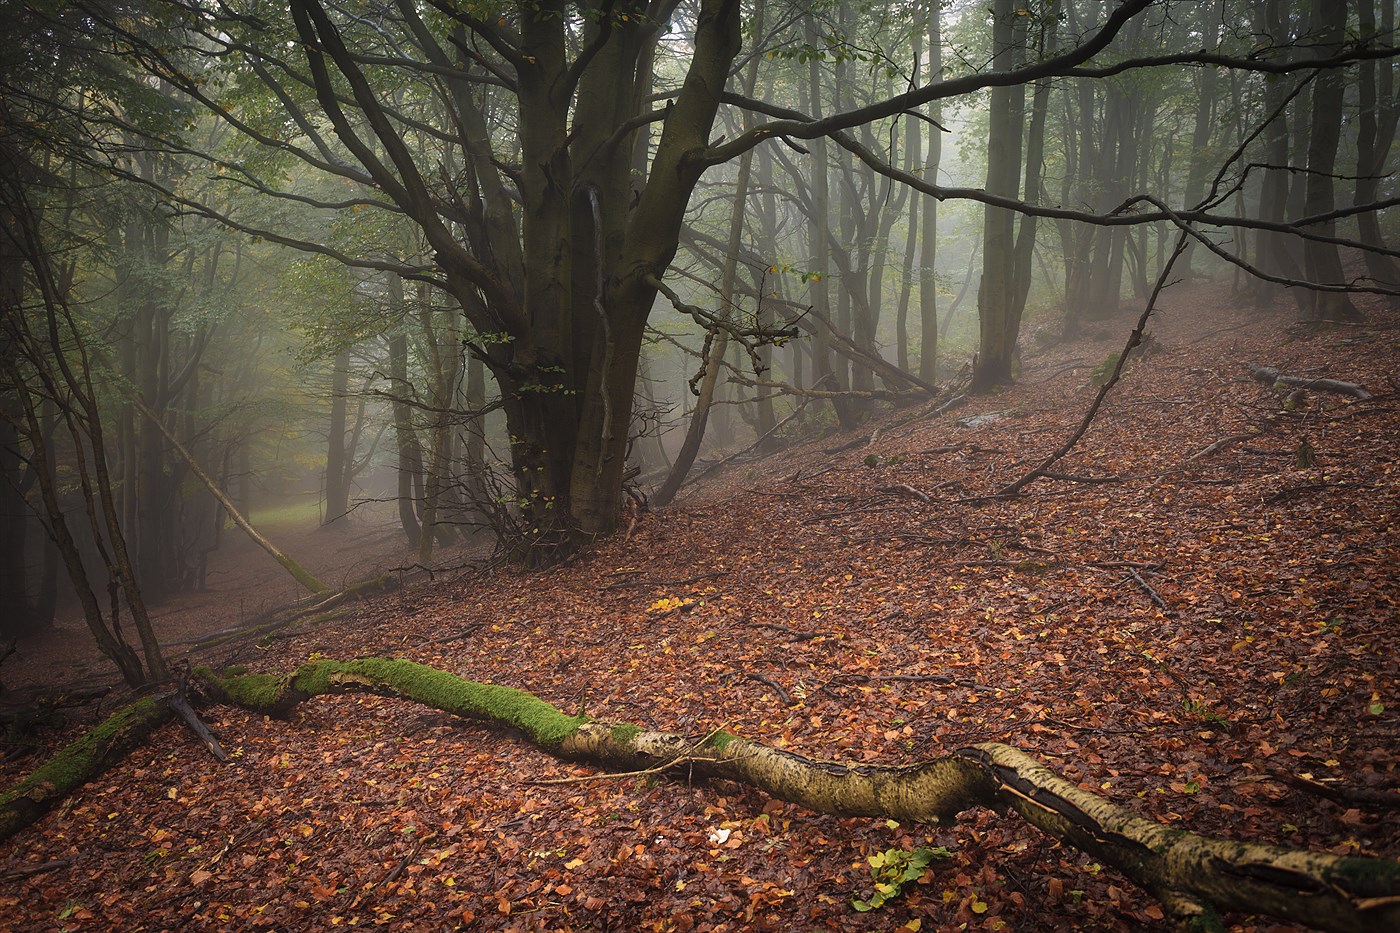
[610,723,642,745]
[289,658,586,749]
[705,730,740,752]
[0,698,170,836]
[220,674,286,711]
[1324,854,1400,892]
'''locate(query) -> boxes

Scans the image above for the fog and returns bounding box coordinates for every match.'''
[1,0,1394,683]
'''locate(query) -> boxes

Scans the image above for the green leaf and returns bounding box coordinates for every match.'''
[1368,702,1385,715]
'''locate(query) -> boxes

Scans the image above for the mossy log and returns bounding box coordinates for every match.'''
[4,658,1397,933]
[0,698,171,842]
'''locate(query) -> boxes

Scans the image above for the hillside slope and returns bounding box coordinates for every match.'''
[2,284,1397,931]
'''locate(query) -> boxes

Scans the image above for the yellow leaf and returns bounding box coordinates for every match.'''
[564,857,584,870]
[971,899,988,914]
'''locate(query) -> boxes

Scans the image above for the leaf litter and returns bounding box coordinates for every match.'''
[1,284,1397,931]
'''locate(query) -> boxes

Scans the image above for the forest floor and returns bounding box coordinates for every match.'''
[2,280,1398,932]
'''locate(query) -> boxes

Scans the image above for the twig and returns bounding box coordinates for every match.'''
[1271,770,1400,810]
[733,671,793,706]
[378,836,425,887]
[749,621,826,641]
[831,672,999,695]
[689,399,813,486]
[824,435,871,455]
[0,858,71,884]
[1126,567,1170,613]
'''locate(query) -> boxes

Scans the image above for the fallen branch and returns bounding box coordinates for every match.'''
[747,620,826,641]
[169,683,228,764]
[0,698,173,842]
[995,232,1192,497]
[687,398,813,487]
[878,483,931,501]
[733,670,793,706]
[1188,432,1260,461]
[1272,771,1400,811]
[0,858,71,884]
[3,659,1397,932]
[1247,366,1372,400]
[132,396,328,595]
[1126,567,1170,613]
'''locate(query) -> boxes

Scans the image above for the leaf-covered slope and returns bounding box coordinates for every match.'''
[1,287,1396,930]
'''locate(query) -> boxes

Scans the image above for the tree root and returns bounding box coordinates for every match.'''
[3,658,1397,932]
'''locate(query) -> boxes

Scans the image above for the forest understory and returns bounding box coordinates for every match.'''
[2,283,1397,931]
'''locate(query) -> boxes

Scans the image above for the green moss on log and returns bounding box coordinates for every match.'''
[289,659,587,749]
[194,666,296,715]
[1325,854,1400,891]
[0,698,172,843]
[610,723,641,744]
[706,730,739,751]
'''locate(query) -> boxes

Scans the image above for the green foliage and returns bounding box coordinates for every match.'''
[1295,437,1316,469]
[851,845,950,911]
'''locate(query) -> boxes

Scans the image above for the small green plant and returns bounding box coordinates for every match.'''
[1181,698,1230,729]
[1295,437,1316,468]
[852,846,950,912]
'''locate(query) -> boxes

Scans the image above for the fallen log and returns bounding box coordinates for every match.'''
[2,658,1396,933]
[199,659,1400,932]
[0,698,172,842]
[1247,366,1372,400]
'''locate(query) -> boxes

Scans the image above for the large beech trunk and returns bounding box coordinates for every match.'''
[4,657,1396,933]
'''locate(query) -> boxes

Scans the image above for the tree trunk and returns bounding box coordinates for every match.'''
[919,6,943,384]
[972,0,1026,393]
[323,347,351,525]
[1301,0,1362,323]
[1353,0,1400,293]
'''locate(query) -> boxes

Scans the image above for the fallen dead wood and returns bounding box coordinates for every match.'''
[0,858,71,884]
[0,697,173,842]
[1272,771,1400,811]
[3,658,1397,932]
[724,670,793,706]
[169,670,228,763]
[1188,432,1260,461]
[747,620,826,641]
[1247,365,1372,400]
[132,396,329,595]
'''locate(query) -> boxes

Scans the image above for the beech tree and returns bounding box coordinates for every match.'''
[70,0,1397,564]
[86,0,1186,561]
